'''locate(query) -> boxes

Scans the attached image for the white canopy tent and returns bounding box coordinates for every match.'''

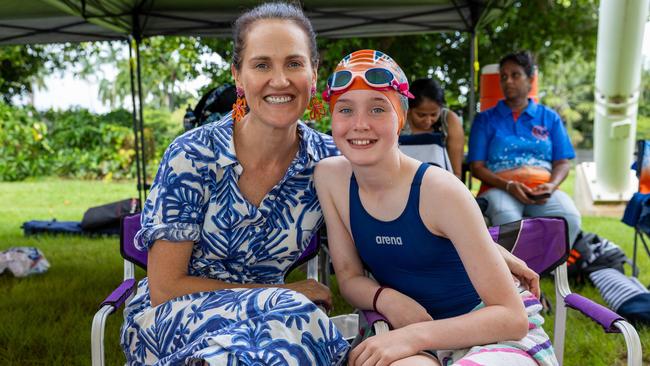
[0,0,507,200]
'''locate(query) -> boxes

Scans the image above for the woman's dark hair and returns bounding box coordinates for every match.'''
[408,78,446,109]
[499,51,536,79]
[232,2,318,70]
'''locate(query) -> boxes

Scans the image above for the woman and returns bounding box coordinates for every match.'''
[120,3,348,365]
[315,50,555,366]
[467,51,581,244]
[403,78,464,179]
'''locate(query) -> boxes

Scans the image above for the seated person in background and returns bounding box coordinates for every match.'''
[402,78,464,179]
[468,51,581,245]
[316,49,555,366]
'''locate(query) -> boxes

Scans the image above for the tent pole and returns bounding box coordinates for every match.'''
[132,11,148,201]
[134,35,148,199]
[468,30,477,124]
[127,36,143,205]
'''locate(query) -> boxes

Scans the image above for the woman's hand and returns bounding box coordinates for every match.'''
[285,279,332,311]
[348,327,419,366]
[507,181,535,204]
[376,288,433,329]
[530,182,556,205]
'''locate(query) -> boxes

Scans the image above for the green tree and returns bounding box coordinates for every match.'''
[0,45,48,103]
[314,1,599,127]
[96,37,232,111]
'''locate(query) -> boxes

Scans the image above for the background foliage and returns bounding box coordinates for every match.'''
[0,102,182,181]
[0,0,648,182]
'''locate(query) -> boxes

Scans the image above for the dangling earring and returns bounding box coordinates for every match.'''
[308,86,325,121]
[233,87,247,122]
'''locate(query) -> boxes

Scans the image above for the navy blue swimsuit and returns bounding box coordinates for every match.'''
[350,163,481,319]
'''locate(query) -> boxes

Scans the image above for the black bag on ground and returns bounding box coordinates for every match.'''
[80,198,140,231]
[566,230,629,280]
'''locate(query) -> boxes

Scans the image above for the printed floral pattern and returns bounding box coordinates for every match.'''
[121,114,347,365]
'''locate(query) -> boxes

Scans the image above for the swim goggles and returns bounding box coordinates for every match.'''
[322,67,414,102]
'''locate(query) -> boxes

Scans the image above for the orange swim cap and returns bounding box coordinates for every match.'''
[323,50,412,132]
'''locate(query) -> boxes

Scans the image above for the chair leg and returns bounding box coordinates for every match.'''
[318,246,331,288]
[553,264,571,366]
[307,255,319,281]
[614,321,643,366]
[91,305,114,366]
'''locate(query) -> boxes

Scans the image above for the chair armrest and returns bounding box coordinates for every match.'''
[564,293,624,333]
[360,310,390,328]
[100,278,136,311]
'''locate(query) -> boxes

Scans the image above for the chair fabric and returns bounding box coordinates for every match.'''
[488,217,569,276]
[564,293,623,333]
[119,214,147,269]
[622,140,650,275]
[398,132,452,171]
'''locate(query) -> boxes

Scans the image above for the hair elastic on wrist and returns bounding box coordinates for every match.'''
[372,286,389,312]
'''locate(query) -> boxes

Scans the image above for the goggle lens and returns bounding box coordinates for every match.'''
[328,71,353,89]
[364,68,393,86]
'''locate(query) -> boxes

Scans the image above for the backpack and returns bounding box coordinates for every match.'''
[566,230,630,281]
[185,84,237,131]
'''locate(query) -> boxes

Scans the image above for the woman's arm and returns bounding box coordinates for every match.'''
[147,240,332,307]
[314,158,432,328]
[470,161,535,204]
[445,110,465,180]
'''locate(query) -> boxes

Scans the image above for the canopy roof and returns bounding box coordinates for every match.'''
[1,0,505,45]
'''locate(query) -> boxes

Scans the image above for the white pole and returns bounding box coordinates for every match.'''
[593,0,649,193]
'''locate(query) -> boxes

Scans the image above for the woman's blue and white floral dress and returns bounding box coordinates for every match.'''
[120,115,349,365]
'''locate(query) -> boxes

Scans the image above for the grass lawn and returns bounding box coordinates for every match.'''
[0,177,648,365]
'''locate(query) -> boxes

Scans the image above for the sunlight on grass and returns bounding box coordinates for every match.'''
[0,177,648,365]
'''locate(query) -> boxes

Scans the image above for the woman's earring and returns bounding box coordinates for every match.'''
[232,87,247,122]
[308,86,325,121]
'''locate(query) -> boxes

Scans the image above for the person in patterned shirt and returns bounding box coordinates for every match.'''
[120,3,349,365]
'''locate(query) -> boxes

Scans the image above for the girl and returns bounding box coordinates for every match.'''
[315,50,556,366]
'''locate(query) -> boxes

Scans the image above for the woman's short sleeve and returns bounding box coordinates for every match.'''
[135,138,209,250]
[467,112,489,163]
[549,111,576,161]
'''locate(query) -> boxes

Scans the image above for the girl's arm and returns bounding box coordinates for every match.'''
[414,170,529,345]
[445,110,465,180]
[351,169,528,365]
[314,158,432,328]
[349,169,530,366]
[148,241,332,307]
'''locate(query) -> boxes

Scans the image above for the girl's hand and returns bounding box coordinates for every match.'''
[348,328,418,366]
[376,288,433,329]
[504,253,540,298]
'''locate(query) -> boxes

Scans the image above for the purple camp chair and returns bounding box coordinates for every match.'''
[360,217,643,365]
[90,213,328,366]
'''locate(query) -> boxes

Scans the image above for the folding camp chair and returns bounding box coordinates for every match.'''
[621,140,650,277]
[90,213,352,366]
[359,217,643,365]
[398,132,452,172]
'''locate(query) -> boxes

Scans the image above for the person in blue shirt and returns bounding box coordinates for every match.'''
[468,51,581,245]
